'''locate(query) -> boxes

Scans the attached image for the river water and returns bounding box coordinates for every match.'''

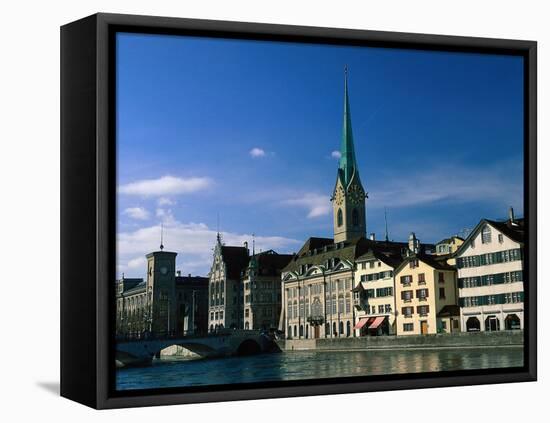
[116,346,523,391]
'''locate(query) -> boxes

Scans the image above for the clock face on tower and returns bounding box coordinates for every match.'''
[160,266,168,275]
[348,184,364,205]
[334,185,345,206]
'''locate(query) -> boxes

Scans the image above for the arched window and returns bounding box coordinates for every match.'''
[346,321,351,337]
[339,321,344,336]
[288,325,292,338]
[337,208,343,227]
[333,322,337,336]
[352,208,359,227]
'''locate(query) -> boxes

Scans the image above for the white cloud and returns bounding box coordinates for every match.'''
[331,150,341,159]
[157,197,175,206]
[117,220,300,278]
[122,207,150,220]
[119,175,212,197]
[283,193,331,218]
[249,147,266,158]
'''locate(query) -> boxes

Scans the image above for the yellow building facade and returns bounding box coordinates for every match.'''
[395,245,459,336]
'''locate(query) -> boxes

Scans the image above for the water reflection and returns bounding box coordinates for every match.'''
[116,347,523,391]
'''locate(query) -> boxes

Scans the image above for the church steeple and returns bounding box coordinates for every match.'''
[339,66,358,187]
[331,67,367,244]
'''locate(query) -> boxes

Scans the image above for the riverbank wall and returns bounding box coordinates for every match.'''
[277,330,523,352]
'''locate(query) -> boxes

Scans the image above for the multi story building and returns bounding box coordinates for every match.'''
[352,245,402,336]
[242,250,293,330]
[208,235,250,331]
[116,247,208,338]
[455,209,524,332]
[394,233,459,335]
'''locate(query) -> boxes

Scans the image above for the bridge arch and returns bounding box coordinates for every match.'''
[236,339,261,356]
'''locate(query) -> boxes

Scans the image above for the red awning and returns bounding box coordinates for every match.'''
[354,317,373,330]
[368,316,386,329]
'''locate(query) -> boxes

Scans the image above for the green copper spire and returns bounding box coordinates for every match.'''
[338,66,358,186]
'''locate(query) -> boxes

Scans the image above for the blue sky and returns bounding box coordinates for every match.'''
[116,32,524,278]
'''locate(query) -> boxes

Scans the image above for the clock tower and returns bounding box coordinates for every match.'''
[331,68,367,243]
[146,248,177,336]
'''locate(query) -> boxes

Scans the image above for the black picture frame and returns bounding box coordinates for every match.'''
[60,12,537,409]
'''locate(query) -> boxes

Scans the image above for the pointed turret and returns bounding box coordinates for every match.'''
[332,67,367,243]
[338,66,358,187]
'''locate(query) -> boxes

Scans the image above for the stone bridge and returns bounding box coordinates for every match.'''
[116,330,279,367]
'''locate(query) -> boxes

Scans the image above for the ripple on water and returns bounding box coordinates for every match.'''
[116,347,524,391]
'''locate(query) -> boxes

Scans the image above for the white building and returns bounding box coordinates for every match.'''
[455,209,524,332]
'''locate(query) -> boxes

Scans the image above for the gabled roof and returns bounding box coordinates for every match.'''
[123,280,146,295]
[436,236,464,245]
[220,245,249,280]
[283,236,370,273]
[248,251,294,277]
[356,247,403,269]
[455,217,525,256]
[395,253,454,273]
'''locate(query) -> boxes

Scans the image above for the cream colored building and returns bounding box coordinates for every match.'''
[353,249,401,336]
[456,211,524,332]
[208,235,249,331]
[395,233,459,335]
[281,238,362,339]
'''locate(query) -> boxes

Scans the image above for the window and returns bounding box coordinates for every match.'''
[481,225,492,244]
[378,305,384,313]
[439,287,446,299]
[409,259,419,269]
[402,307,414,317]
[361,262,366,270]
[385,304,392,313]
[401,275,412,285]
[401,290,413,302]
[245,309,249,317]
[498,233,504,243]
[403,323,414,332]
[337,208,343,227]
[352,208,359,227]
[418,273,425,283]
[416,289,428,300]
[369,261,375,269]
[438,272,445,283]
[417,305,429,316]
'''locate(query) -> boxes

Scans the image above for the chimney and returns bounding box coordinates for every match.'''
[176,270,181,277]
[509,206,516,224]
[244,241,249,254]
[369,233,376,241]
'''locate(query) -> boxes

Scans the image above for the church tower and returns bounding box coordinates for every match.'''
[331,67,367,243]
